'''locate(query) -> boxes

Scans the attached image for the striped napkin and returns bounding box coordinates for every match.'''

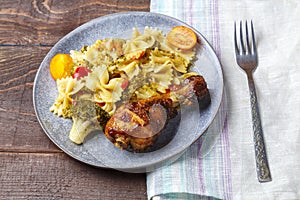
[147,0,300,200]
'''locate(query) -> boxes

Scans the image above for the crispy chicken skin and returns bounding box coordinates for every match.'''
[104,75,211,152]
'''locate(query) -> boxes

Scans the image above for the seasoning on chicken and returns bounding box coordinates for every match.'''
[104,75,211,152]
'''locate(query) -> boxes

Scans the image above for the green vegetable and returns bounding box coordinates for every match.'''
[69,99,110,144]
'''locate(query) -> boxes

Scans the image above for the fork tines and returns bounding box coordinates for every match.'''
[234,20,257,56]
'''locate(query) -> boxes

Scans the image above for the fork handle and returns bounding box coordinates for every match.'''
[247,73,272,182]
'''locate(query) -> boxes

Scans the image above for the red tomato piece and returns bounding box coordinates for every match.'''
[121,79,129,89]
[72,66,91,80]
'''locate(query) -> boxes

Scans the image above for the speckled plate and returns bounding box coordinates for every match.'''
[33,12,223,173]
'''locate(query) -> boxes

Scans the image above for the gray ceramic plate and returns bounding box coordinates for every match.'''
[33,12,223,173]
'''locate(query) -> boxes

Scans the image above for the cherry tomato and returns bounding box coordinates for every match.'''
[166,26,197,50]
[50,54,74,80]
[121,79,129,90]
[72,66,91,80]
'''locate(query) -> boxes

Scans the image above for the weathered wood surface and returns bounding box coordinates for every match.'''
[0,0,150,199]
[0,152,147,199]
[0,0,150,45]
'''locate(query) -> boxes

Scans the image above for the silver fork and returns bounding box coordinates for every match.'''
[234,21,272,182]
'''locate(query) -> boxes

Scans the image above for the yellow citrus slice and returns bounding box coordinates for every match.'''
[49,54,73,80]
[166,26,197,50]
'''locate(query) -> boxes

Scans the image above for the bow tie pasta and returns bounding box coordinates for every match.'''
[49,26,199,144]
[50,77,84,118]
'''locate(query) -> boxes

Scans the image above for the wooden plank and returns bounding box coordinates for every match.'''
[0,152,147,199]
[0,46,59,152]
[0,0,150,45]
[0,1,151,198]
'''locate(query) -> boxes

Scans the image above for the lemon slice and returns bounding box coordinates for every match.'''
[167,26,197,50]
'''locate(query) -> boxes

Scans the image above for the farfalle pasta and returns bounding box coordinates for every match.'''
[50,77,84,118]
[85,66,124,114]
[116,61,140,80]
[124,27,157,54]
[50,26,199,144]
[149,60,174,93]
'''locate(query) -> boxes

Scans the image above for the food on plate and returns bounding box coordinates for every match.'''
[49,26,210,151]
[69,99,110,144]
[166,26,198,50]
[105,75,210,151]
[72,66,91,80]
[49,54,73,80]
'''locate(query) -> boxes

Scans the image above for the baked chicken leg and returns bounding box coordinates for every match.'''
[104,75,211,152]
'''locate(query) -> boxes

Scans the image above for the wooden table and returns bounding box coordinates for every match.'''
[0,1,150,199]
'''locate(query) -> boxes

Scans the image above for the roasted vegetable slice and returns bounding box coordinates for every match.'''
[166,26,197,50]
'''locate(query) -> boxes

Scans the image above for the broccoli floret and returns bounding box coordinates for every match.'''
[68,99,110,144]
[94,103,110,128]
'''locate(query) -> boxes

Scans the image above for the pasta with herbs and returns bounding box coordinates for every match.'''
[70,39,126,68]
[150,47,189,73]
[149,60,174,93]
[116,60,140,80]
[144,27,165,43]
[160,41,196,62]
[124,28,157,54]
[85,66,124,113]
[50,26,199,144]
[50,77,84,118]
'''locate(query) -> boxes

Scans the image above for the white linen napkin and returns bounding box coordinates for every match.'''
[147,0,300,199]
